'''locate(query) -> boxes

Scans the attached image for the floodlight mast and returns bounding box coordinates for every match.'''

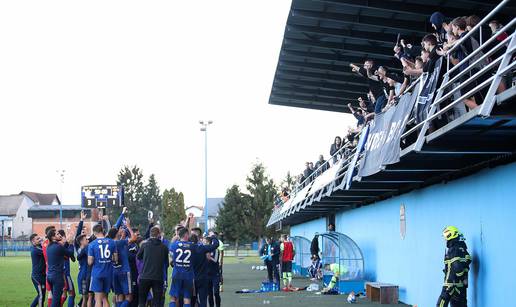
[199,120,213,232]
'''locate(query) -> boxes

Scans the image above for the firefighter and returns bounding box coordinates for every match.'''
[437,226,472,307]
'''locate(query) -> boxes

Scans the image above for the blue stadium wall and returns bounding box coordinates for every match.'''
[290,162,516,307]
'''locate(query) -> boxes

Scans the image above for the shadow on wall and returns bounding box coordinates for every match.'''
[470,225,484,307]
[360,242,377,281]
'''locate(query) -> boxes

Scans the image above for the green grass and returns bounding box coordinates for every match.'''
[0,256,408,307]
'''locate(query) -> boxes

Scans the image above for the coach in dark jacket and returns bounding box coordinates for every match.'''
[137,226,169,307]
[260,237,280,286]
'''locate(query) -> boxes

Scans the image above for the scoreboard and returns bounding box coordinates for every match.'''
[81,185,124,208]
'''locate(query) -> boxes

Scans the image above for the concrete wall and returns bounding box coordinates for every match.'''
[291,217,326,243]
[289,162,516,307]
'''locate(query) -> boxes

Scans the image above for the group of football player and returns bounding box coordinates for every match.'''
[29,208,224,307]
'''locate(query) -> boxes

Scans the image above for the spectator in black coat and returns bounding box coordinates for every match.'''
[350,59,387,114]
[310,235,320,258]
[330,136,342,163]
[429,12,449,46]
[303,162,313,183]
[450,17,478,110]
[314,155,328,175]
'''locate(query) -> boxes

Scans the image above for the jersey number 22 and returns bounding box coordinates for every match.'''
[175,249,191,264]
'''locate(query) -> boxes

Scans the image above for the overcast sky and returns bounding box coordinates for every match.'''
[0,1,355,207]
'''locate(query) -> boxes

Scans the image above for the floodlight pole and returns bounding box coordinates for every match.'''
[199,120,213,232]
[57,170,65,228]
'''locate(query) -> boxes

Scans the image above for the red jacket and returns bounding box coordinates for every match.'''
[281,241,294,262]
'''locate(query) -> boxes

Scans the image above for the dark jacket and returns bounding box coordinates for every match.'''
[330,143,342,162]
[30,246,46,281]
[315,160,328,174]
[358,67,384,99]
[310,235,320,257]
[192,238,220,280]
[137,238,169,281]
[260,241,280,263]
[443,238,471,289]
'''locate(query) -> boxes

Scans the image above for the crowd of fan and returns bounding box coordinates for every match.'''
[282,12,512,200]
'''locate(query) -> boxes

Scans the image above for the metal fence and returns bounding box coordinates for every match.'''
[223,243,260,257]
[0,239,31,256]
[0,239,260,257]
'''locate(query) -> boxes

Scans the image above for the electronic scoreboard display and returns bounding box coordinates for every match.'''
[81,185,124,208]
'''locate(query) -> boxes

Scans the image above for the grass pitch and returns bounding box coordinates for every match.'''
[0,256,408,307]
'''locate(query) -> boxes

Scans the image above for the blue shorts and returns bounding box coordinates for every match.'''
[89,275,112,293]
[113,272,132,295]
[77,272,89,295]
[169,278,193,299]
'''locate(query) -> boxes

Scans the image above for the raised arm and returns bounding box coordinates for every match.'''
[144,216,154,240]
[125,217,134,238]
[114,211,125,230]
[76,210,87,239]
[197,236,219,254]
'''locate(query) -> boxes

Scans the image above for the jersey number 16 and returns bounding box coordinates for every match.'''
[99,244,111,259]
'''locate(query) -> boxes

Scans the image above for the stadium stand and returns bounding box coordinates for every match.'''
[269,0,516,225]
[267,1,515,305]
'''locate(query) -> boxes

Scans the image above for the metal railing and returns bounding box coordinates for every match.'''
[401,0,515,147]
[270,1,515,224]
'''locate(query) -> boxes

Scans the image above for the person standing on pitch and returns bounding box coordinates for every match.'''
[58,229,76,307]
[137,226,169,307]
[46,229,75,307]
[207,231,223,307]
[279,234,295,291]
[75,210,91,307]
[168,227,219,307]
[30,233,46,307]
[88,224,118,307]
[260,237,280,289]
[437,226,471,307]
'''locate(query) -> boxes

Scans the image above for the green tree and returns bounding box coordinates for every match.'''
[245,162,276,242]
[116,165,146,230]
[216,185,252,250]
[143,174,162,219]
[161,188,186,238]
[281,171,296,193]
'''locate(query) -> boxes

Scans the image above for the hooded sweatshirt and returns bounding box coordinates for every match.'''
[136,238,169,281]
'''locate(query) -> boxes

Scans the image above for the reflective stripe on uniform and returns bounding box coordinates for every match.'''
[127,272,132,294]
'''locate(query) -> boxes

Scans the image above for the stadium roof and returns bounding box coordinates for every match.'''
[269,0,516,113]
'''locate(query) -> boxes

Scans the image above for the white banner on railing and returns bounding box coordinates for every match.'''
[357,91,417,178]
[344,125,369,190]
[308,158,344,197]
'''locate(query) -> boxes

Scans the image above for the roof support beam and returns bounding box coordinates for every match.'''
[291,8,427,35]
[283,37,394,59]
[274,78,367,93]
[287,24,398,46]
[282,49,398,68]
[314,0,508,19]
[271,92,348,106]
[277,67,367,84]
